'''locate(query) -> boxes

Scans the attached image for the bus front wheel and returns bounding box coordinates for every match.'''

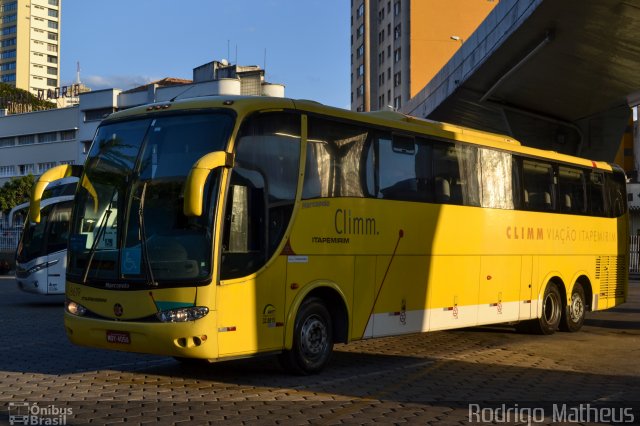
[532,282,562,335]
[560,284,586,332]
[279,297,333,375]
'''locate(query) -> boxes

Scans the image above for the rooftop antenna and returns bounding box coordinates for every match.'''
[76,61,81,84]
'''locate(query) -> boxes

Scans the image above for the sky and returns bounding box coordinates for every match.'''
[60,0,351,109]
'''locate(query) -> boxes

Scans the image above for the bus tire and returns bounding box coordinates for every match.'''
[560,284,586,332]
[531,282,562,335]
[279,297,333,375]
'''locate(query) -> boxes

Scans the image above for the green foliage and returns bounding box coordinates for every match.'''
[0,175,35,213]
[0,82,56,112]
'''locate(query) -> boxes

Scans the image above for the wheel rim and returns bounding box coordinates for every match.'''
[543,291,560,324]
[569,292,584,323]
[299,314,328,360]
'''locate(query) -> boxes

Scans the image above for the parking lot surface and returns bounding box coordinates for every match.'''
[0,276,638,425]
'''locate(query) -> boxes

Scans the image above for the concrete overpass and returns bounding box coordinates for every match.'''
[403,0,640,163]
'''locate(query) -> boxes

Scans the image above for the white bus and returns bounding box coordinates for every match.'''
[14,178,76,295]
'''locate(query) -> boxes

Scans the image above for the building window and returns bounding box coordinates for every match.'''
[378,9,384,22]
[47,78,57,86]
[47,20,58,29]
[357,64,364,77]
[1,2,17,12]
[0,38,16,48]
[0,26,16,36]
[38,132,57,143]
[1,14,16,24]
[393,71,401,87]
[47,55,57,63]
[46,66,57,75]
[357,84,364,97]
[394,1,401,16]
[394,24,402,40]
[0,137,15,148]
[394,48,401,63]
[357,2,364,18]
[47,43,58,52]
[48,0,59,6]
[84,108,116,122]
[394,96,402,110]
[58,160,74,165]
[1,74,15,83]
[1,62,17,71]
[82,141,92,154]
[60,130,76,141]
[48,8,58,17]
[357,44,364,58]
[0,166,14,177]
[0,50,16,60]
[378,29,385,43]
[357,24,364,38]
[17,135,35,145]
[38,162,57,173]
[48,32,57,41]
[18,164,34,175]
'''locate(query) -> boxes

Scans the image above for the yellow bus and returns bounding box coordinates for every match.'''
[32,96,627,374]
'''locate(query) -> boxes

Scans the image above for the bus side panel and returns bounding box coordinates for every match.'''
[369,255,429,338]
[478,256,521,324]
[518,256,533,320]
[352,256,376,340]
[427,255,480,331]
[46,250,66,294]
[217,258,287,357]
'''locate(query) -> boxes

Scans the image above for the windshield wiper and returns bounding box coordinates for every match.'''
[138,181,157,286]
[82,189,117,284]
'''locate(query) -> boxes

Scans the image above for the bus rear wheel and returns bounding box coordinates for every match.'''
[279,297,333,375]
[560,284,586,332]
[531,282,562,335]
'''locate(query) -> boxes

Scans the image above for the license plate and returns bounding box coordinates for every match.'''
[106,330,131,344]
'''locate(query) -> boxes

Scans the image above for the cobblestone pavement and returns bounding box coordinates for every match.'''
[0,276,638,425]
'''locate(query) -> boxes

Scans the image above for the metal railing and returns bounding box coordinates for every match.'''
[0,220,21,252]
[630,235,640,275]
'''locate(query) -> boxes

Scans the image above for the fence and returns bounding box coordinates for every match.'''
[630,235,640,275]
[0,217,22,252]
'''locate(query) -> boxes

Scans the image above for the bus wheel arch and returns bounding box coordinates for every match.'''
[560,276,590,332]
[518,277,564,335]
[280,283,349,375]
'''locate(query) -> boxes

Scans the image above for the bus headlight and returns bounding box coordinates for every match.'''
[66,299,87,316]
[156,306,209,323]
[28,259,59,274]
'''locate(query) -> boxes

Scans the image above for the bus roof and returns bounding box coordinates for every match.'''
[104,95,615,172]
[9,195,74,227]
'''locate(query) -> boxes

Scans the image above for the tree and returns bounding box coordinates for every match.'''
[0,175,35,213]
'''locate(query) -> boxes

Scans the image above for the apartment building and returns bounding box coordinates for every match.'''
[350,0,498,112]
[0,0,60,97]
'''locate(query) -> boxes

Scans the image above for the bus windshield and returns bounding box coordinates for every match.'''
[67,111,234,286]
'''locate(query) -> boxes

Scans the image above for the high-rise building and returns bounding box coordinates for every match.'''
[350,0,498,112]
[0,0,60,96]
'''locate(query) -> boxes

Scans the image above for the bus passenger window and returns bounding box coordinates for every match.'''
[522,160,554,211]
[605,171,627,217]
[558,167,586,214]
[303,117,371,199]
[588,172,606,216]
[479,149,514,209]
[432,143,480,206]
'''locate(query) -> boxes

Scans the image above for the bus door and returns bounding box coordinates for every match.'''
[44,201,72,294]
[216,112,301,357]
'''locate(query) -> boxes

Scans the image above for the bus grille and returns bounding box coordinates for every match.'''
[595,256,626,299]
